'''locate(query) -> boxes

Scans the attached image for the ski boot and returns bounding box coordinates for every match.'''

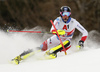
[44,50,57,59]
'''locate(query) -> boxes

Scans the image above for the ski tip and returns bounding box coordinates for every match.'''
[9,59,19,65]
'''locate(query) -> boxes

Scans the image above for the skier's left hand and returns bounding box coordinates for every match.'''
[78,40,84,49]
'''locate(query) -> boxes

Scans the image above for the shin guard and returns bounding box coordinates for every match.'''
[49,40,70,54]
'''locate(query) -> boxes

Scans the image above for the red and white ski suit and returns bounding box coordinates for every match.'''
[40,17,88,51]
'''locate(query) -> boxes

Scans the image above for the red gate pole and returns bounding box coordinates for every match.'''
[50,20,67,55]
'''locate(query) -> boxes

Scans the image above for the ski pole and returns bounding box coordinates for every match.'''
[7,30,52,34]
[50,20,67,55]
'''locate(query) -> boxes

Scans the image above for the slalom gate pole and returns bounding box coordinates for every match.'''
[7,30,52,34]
[50,20,67,55]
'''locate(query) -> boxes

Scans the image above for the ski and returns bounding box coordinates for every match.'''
[10,49,41,65]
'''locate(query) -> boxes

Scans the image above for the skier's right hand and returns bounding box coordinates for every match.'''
[52,30,65,35]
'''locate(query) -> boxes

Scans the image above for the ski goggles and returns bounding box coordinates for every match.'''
[62,12,71,17]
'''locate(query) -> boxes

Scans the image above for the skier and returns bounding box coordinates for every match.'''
[12,6,88,64]
[39,6,88,58]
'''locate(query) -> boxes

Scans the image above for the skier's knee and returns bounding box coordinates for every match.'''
[50,40,70,54]
[63,40,70,48]
[61,45,71,52]
[40,40,48,51]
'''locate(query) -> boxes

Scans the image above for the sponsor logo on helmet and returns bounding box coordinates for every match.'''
[64,8,67,11]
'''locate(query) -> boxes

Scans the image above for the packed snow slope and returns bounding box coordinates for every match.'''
[0,27,100,72]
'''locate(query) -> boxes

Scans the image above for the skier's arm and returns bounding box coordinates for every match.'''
[50,20,65,35]
[75,21,88,48]
[76,22,88,42]
[50,19,58,32]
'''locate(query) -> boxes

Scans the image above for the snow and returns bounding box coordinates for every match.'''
[0,28,100,72]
